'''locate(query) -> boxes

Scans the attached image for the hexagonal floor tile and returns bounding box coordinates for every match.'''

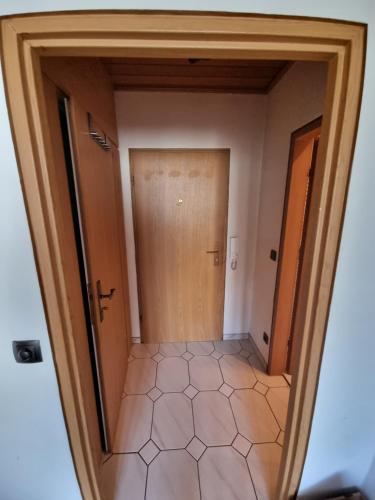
[214,340,241,354]
[189,355,223,390]
[131,343,159,358]
[230,389,279,443]
[239,339,255,354]
[125,358,157,394]
[146,450,200,500]
[156,357,189,392]
[199,447,257,500]
[239,349,251,358]
[248,355,288,388]
[219,354,257,389]
[193,391,237,446]
[187,341,214,355]
[152,393,194,450]
[101,453,146,500]
[159,342,186,356]
[254,381,268,395]
[266,387,290,431]
[113,395,153,452]
[277,431,285,446]
[247,443,282,500]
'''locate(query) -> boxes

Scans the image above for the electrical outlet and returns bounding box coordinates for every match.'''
[12,340,43,364]
[263,332,269,345]
[270,249,277,261]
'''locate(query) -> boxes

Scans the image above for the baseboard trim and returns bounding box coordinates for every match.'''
[248,333,267,371]
[223,332,249,341]
[134,333,251,343]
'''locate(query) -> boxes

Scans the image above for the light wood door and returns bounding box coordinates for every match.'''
[68,104,129,449]
[131,149,229,343]
[41,58,131,452]
[42,76,103,466]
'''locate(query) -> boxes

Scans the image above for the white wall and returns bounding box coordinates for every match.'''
[115,92,266,341]
[0,67,81,500]
[250,62,327,362]
[363,457,375,498]
[298,4,375,491]
[1,2,375,499]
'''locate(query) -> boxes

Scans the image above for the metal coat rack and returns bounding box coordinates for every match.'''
[87,112,112,151]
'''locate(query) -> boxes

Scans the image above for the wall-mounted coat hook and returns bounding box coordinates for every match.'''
[87,113,112,152]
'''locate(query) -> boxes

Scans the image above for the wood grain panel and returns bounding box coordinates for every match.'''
[41,57,118,144]
[42,58,130,449]
[113,148,133,353]
[131,149,229,343]
[104,58,289,68]
[42,75,103,469]
[68,104,129,449]
[103,57,290,93]
[107,63,284,78]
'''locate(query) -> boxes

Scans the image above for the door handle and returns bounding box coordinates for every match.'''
[206,249,220,266]
[99,287,116,300]
[96,280,116,322]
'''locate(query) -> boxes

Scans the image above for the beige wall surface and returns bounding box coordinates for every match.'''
[115,91,266,342]
[250,61,327,362]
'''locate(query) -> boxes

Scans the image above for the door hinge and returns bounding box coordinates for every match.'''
[131,175,135,187]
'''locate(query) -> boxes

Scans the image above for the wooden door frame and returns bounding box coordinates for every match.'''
[269,116,322,376]
[0,11,365,499]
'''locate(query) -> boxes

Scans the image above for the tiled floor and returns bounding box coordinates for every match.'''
[101,340,290,500]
